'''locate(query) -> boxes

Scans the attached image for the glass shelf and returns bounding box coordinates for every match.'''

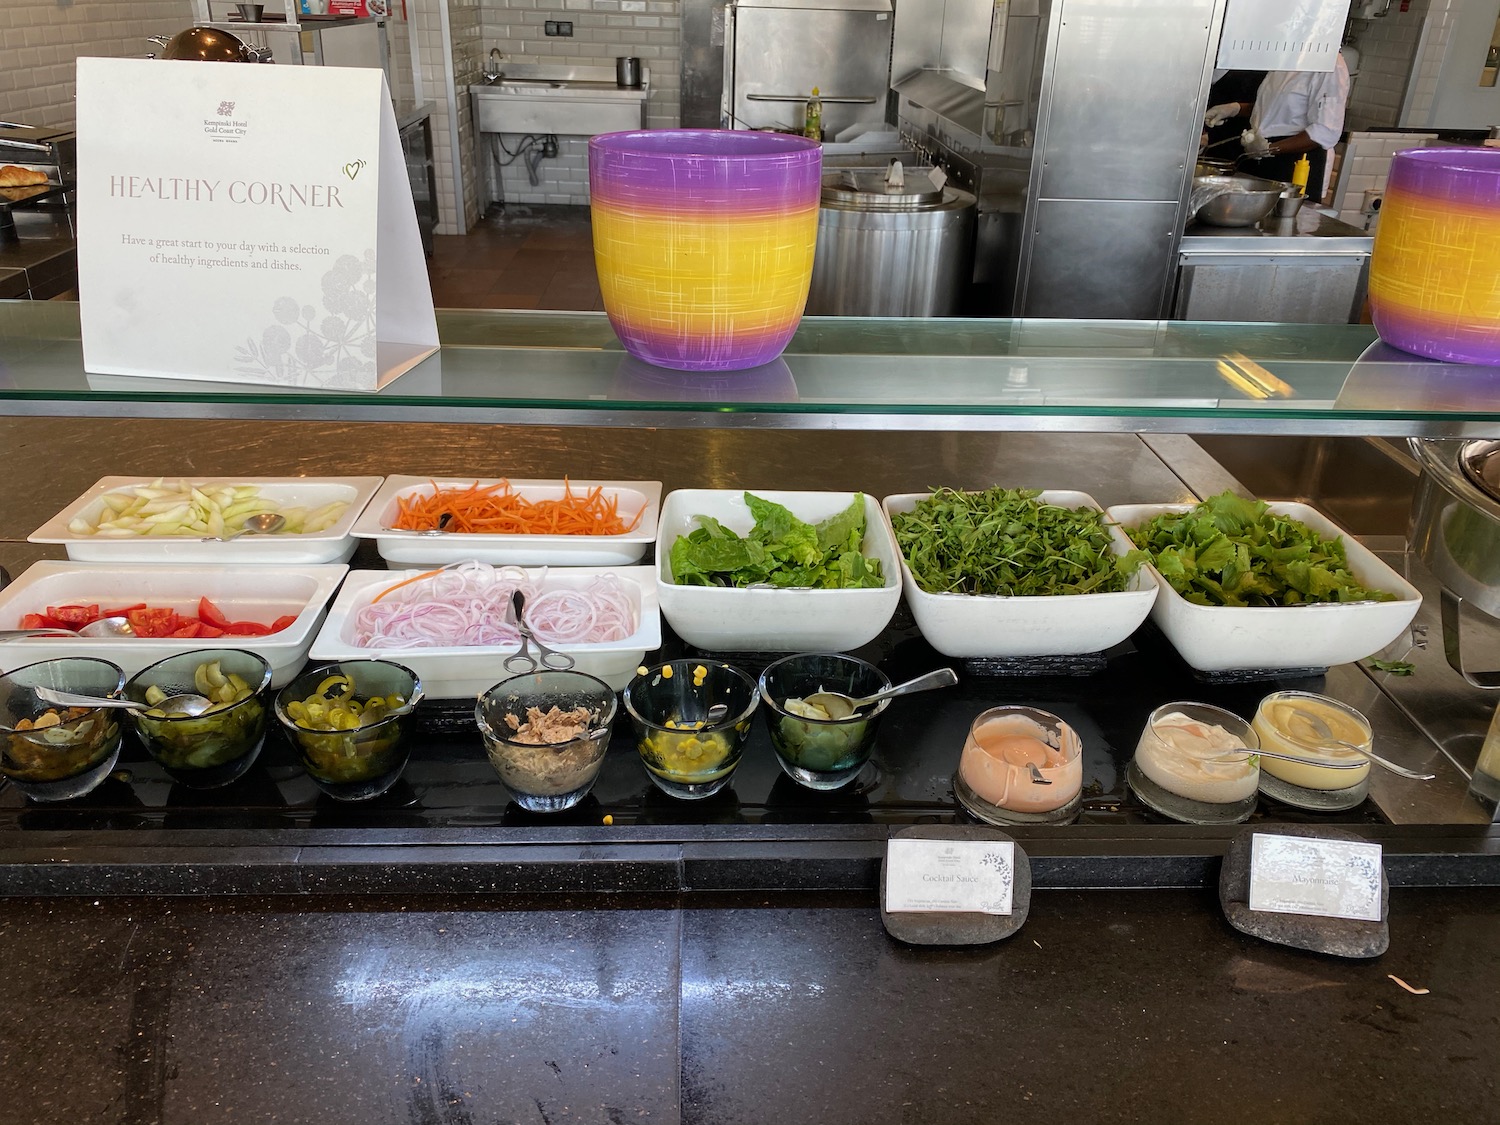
[4,302,1500,435]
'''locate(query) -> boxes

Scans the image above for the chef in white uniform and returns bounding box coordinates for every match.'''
[1204,53,1350,199]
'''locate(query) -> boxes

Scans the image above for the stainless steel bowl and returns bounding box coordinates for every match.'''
[1192,174,1283,227]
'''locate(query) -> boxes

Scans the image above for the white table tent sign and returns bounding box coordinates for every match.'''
[76,57,437,392]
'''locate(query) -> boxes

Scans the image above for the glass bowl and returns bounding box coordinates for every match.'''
[954,705,1083,825]
[475,670,617,812]
[124,649,272,789]
[1251,691,1372,811]
[757,652,890,789]
[1128,701,1260,824]
[623,660,758,799]
[275,659,422,801]
[0,657,126,801]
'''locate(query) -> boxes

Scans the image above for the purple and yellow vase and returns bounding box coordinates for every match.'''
[1369,147,1500,365]
[588,129,822,372]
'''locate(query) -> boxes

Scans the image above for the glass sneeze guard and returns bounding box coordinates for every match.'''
[5,302,1500,435]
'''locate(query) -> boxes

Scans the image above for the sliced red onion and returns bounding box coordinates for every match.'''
[351,562,637,649]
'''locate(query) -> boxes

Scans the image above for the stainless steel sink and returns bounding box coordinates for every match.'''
[469,64,648,136]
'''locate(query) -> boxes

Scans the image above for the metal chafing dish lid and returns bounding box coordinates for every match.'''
[1459,439,1500,504]
[821,168,947,208]
[161,26,264,62]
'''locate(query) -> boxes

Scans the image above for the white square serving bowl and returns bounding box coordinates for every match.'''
[655,489,902,652]
[0,561,348,688]
[350,476,661,567]
[1106,501,1423,673]
[307,566,661,696]
[28,476,383,565]
[882,490,1158,658]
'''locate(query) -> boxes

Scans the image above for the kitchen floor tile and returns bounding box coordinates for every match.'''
[430,205,594,310]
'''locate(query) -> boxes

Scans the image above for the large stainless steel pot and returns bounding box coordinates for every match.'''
[1410,438,1500,686]
[806,167,976,317]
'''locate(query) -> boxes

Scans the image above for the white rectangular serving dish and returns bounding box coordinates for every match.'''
[655,489,902,652]
[882,490,1158,658]
[0,561,348,689]
[1106,501,1422,672]
[29,476,383,564]
[350,476,661,567]
[308,565,661,696]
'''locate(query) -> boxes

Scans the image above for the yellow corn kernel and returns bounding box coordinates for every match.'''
[661,665,673,679]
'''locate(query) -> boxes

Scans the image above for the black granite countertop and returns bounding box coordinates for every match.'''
[2,885,1495,1123]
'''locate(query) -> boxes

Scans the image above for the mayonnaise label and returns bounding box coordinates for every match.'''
[1248,833,1384,922]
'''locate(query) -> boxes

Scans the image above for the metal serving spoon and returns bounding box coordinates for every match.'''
[0,617,136,641]
[34,686,215,716]
[804,668,959,720]
[1210,747,1365,770]
[202,512,286,543]
[418,511,455,536]
[1291,708,1435,781]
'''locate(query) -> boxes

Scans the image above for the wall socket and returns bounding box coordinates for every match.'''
[544,20,573,35]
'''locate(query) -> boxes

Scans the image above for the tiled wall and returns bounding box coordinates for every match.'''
[1329,129,1438,230]
[1345,1,1428,132]
[415,0,483,235]
[0,0,195,126]
[1402,0,1460,125]
[5,0,435,232]
[450,0,485,229]
[483,133,594,206]
[473,0,680,206]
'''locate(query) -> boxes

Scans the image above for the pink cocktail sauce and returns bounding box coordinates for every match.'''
[959,713,1082,813]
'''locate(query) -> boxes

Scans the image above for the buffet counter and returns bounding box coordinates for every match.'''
[1,302,1498,893]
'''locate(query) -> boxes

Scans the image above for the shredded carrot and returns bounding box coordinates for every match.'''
[390,479,646,536]
[371,567,445,604]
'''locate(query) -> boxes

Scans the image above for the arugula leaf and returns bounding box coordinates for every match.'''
[1367,658,1415,676]
[889,487,1144,597]
[668,493,885,590]
[1128,492,1395,608]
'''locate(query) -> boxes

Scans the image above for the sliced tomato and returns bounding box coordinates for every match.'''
[126,607,180,639]
[46,604,99,626]
[19,613,63,630]
[221,621,272,636]
[168,621,203,639]
[197,597,234,631]
[269,615,298,633]
[100,603,147,618]
[196,623,226,639]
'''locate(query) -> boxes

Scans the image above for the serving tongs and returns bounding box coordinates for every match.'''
[502,589,575,673]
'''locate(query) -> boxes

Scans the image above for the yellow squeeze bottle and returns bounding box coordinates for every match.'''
[1291,154,1310,192]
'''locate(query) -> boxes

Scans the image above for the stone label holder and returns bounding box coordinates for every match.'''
[1219,823,1390,959]
[880,824,1031,946]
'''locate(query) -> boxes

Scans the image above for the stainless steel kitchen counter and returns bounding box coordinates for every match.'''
[1181,209,1374,256]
